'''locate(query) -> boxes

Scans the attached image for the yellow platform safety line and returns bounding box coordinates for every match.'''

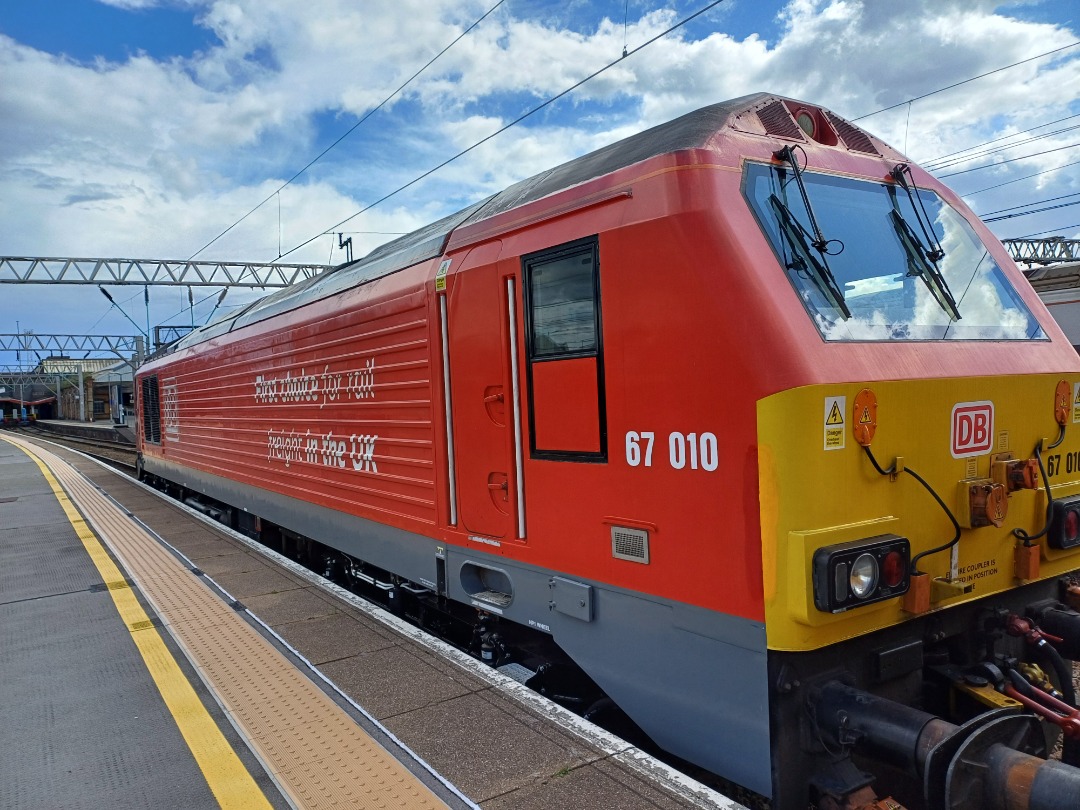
[4,437,273,810]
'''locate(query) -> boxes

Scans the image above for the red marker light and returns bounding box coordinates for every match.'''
[882,550,905,588]
[1066,509,1080,544]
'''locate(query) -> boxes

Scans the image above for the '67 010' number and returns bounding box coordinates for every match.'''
[625,431,718,471]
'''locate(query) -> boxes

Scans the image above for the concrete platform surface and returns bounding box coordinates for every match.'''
[0,439,285,810]
[7,432,746,810]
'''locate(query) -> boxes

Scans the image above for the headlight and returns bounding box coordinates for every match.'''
[849,553,879,598]
[813,534,910,613]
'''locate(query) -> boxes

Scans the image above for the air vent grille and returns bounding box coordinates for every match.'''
[611,526,650,564]
[757,101,803,140]
[826,111,879,155]
[141,375,161,444]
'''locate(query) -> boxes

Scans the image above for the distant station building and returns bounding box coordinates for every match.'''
[93,359,136,426]
[37,358,115,421]
[1,382,56,422]
[3,357,134,424]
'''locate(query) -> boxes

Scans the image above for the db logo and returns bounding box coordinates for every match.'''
[951,401,994,458]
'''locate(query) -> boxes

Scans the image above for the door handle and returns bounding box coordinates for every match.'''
[483,386,506,427]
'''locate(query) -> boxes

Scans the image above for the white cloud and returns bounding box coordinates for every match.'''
[94,0,163,8]
[1,0,1078,343]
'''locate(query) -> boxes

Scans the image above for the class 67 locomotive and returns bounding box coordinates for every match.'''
[135,94,1080,810]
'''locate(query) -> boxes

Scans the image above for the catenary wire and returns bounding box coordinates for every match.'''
[850,41,1079,121]
[187,0,508,262]
[984,198,1080,222]
[921,112,1080,169]
[154,287,228,329]
[937,142,1080,178]
[1018,223,1080,238]
[923,124,1080,171]
[275,0,729,262]
[982,191,1080,217]
[962,159,1080,197]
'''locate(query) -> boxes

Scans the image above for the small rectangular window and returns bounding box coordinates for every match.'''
[141,375,161,444]
[528,244,599,359]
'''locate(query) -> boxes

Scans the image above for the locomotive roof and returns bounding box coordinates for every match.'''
[169,92,870,353]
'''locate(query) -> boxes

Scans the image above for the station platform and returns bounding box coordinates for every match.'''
[0,432,744,810]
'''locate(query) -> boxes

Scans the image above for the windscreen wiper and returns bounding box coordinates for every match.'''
[774,146,846,255]
[769,193,852,319]
[891,163,945,262]
[889,209,962,321]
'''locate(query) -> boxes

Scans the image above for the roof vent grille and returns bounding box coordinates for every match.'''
[757,101,803,141]
[826,111,880,155]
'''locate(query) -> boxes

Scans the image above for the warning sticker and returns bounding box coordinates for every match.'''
[435,258,451,292]
[824,396,846,451]
[1073,382,1080,424]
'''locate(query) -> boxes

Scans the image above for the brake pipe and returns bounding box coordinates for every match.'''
[1003,670,1080,739]
[1005,615,1075,709]
[1004,613,1080,766]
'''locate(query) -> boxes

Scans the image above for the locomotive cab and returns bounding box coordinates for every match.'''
[738,103,1080,809]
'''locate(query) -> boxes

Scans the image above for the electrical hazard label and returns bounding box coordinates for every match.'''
[1073,382,1080,424]
[435,258,451,292]
[824,396,846,451]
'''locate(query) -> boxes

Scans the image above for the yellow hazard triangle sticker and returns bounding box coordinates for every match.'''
[826,402,844,425]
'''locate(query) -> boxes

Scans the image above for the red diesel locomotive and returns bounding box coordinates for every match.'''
[137,94,1080,809]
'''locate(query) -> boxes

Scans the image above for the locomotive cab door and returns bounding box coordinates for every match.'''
[445,236,605,540]
[446,244,521,540]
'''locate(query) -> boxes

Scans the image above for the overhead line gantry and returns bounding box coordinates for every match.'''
[0,333,145,361]
[1004,237,1080,267]
[0,257,333,287]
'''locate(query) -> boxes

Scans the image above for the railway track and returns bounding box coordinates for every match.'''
[16,427,137,474]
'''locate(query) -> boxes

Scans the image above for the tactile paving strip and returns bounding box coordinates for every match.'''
[13,437,449,810]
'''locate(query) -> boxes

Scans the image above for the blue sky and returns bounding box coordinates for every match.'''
[1,0,1078,360]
